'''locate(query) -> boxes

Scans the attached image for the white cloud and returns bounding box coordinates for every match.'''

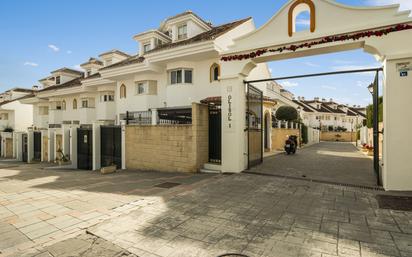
[365,0,412,14]
[303,61,320,67]
[321,85,337,90]
[295,18,310,26]
[279,81,298,88]
[24,61,38,67]
[48,44,60,52]
[66,50,72,54]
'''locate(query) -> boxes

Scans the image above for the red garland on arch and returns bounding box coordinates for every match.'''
[221,23,412,62]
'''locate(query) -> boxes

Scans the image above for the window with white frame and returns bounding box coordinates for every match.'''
[143,43,151,53]
[100,93,114,102]
[136,82,146,95]
[169,69,192,85]
[81,100,89,108]
[177,24,187,40]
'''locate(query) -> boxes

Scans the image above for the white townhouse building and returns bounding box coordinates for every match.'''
[293,97,366,131]
[0,88,34,158]
[18,11,277,170]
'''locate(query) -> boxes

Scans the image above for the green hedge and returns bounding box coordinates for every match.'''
[366,96,383,128]
[301,124,308,144]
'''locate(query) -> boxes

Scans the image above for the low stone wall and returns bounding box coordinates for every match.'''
[271,128,300,151]
[125,103,208,173]
[320,131,357,142]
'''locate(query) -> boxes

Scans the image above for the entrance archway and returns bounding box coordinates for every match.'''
[219,0,412,191]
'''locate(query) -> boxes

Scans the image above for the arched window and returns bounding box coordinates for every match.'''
[210,63,220,82]
[120,84,127,99]
[73,99,77,110]
[62,100,66,110]
[288,0,316,37]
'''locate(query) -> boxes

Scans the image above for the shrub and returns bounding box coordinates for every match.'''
[275,106,298,121]
[301,124,308,144]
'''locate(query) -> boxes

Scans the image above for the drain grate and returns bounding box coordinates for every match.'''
[376,195,412,211]
[154,182,181,189]
[244,171,384,191]
[217,254,249,257]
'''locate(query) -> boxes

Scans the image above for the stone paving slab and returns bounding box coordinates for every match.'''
[88,173,412,257]
[0,162,214,256]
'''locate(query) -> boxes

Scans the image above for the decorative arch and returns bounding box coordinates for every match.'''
[62,100,66,110]
[288,0,316,37]
[120,84,127,99]
[73,99,77,109]
[210,63,221,82]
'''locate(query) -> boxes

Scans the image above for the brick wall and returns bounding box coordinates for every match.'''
[272,128,300,151]
[125,103,209,173]
[320,131,357,142]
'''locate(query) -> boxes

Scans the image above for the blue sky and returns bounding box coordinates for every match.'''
[0,0,409,106]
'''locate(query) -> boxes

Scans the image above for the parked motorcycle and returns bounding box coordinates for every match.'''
[284,135,298,155]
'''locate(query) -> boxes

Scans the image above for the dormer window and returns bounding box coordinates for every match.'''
[178,24,187,40]
[55,76,61,85]
[86,70,91,77]
[143,43,151,53]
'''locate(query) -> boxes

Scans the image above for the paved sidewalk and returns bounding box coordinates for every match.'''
[89,174,412,257]
[0,162,214,256]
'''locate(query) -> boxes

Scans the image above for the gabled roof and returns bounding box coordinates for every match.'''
[348,107,367,118]
[83,73,101,80]
[292,100,314,112]
[100,56,145,71]
[5,87,33,93]
[38,78,82,92]
[81,57,103,67]
[51,67,84,76]
[0,94,35,107]
[146,17,252,54]
[99,49,131,58]
[163,11,212,28]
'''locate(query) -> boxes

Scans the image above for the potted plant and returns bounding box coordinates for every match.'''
[55,149,70,165]
[366,145,374,156]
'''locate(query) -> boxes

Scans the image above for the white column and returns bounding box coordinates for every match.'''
[151,109,158,125]
[220,75,247,173]
[48,129,55,162]
[382,57,412,190]
[121,120,126,170]
[92,122,101,171]
[27,130,34,163]
[70,126,79,169]
[62,125,71,160]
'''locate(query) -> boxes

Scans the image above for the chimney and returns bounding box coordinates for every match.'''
[302,97,305,101]
[329,98,333,102]
[322,98,326,102]
[32,85,39,91]
[314,97,319,101]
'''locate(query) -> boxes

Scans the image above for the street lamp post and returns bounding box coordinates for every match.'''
[368,72,381,186]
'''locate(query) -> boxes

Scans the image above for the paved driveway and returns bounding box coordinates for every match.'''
[253,142,377,187]
[89,173,412,257]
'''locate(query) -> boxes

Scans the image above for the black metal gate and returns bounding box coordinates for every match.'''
[33,132,41,161]
[101,126,121,169]
[77,128,93,170]
[22,134,28,162]
[209,106,221,164]
[246,84,263,168]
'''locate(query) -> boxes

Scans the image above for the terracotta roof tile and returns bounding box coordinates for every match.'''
[38,78,82,92]
[146,17,251,54]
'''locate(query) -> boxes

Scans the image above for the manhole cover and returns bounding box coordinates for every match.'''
[376,195,412,211]
[154,182,181,189]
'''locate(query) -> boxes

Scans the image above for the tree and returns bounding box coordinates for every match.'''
[275,106,298,121]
